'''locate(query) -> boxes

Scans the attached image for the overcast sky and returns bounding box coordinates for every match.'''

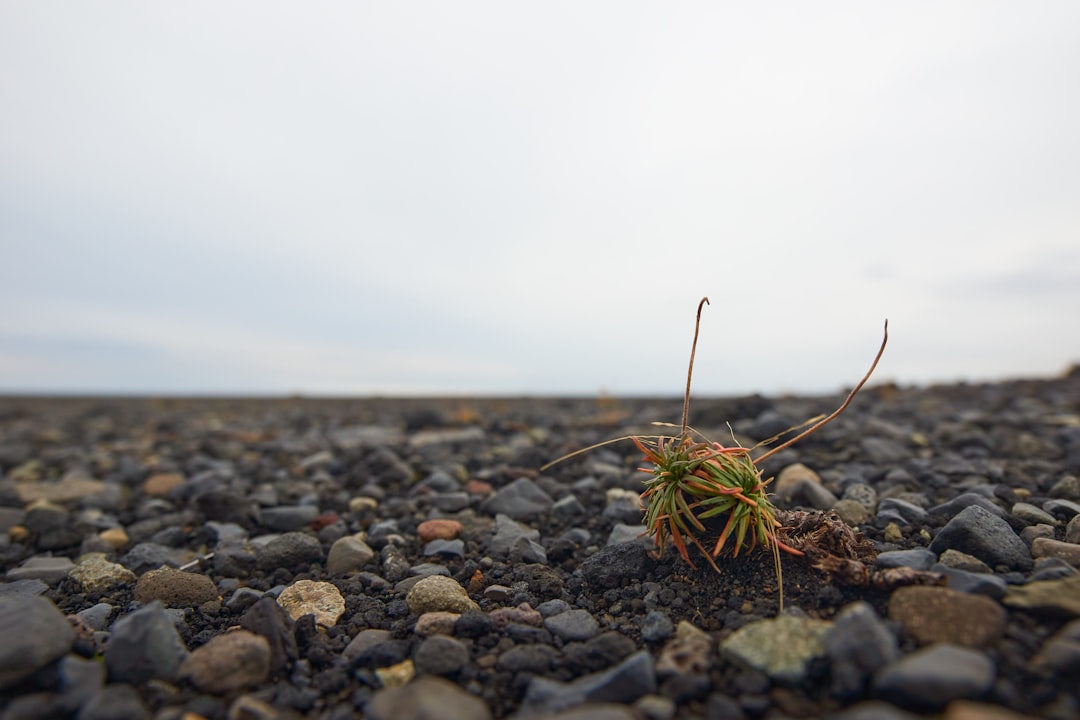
[1,3,1078,397]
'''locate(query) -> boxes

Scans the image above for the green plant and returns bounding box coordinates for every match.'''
[544,297,888,610]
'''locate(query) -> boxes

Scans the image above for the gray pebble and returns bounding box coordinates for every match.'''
[77,683,149,720]
[928,504,1033,571]
[105,601,189,685]
[5,555,75,584]
[255,531,323,571]
[258,505,319,532]
[876,548,936,571]
[874,643,995,711]
[424,538,465,558]
[0,595,76,689]
[640,611,675,643]
[825,601,898,698]
[545,608,600,641]
[414,634,471,676]
[76,603,115,631]
[480,477,553,518]
[875,498,928,527]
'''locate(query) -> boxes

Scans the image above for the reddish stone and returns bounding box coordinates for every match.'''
[418,519,463,542]
[464,480,494,495]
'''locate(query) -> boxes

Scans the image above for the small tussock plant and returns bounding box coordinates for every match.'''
[543,297,888,611]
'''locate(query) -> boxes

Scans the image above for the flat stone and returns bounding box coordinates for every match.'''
[5,555,75,584]
[888,586,1006,647]
[543,608,600,642]
[1003,575,1080,617]
[276,579,345,627]
[1030,537,1080,567]
[720,614,832,684]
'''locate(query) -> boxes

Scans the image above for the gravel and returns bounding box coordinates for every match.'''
[1,372,1079,718]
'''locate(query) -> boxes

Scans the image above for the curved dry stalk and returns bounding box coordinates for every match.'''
[754,320,888,464]
[682,297,710,434]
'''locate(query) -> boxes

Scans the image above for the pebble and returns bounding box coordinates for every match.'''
[1030,617,1080,674]
[937,549,992,574]
[720,614,832,684]
[276,579,345,627]
[874,643,995,711]
[639,611,675,643]
[5,554,76,585]
[1002,574,1080,616]
[414,634,471,675]
[1011,502,1058,526]
[1030,537,1080,567]
[424,538,465,557]
[888,586,1005,648]
[520,651,656,715]
[105,601,189,684]
[832,499,869,526]
[498,643,558,673]
[374,658,416,688]
[142,472,185,496]
[414,611,460,636]
[876,548,936,571]
[841,482,878,514]
[929,493,1007,520]
[254,531,323,571]
[417,518,463,542]
[0,595,76,689]
[825,601,898,698]
[366,674,492,720]
[544,608,601,642]
[655,620,711,675]
[603,487,644,524]
[180,629,271,693]
[775,464,838,509]
[258,504,319,532]
[1069,515,1080,544]
[326,534,375,574]
[928,505,1033,571]
[343,628,394,664]
[134,566,219,606]
[98,527,130,549]
[406,576,479,615]
[69,554,137,593]
[875,498,928,527]
[579,542,651,591]
[480,477,554,518]
[77,683,150,720]
[488,513,545,562]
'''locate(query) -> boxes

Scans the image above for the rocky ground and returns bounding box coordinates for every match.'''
[1,371,1079,720]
